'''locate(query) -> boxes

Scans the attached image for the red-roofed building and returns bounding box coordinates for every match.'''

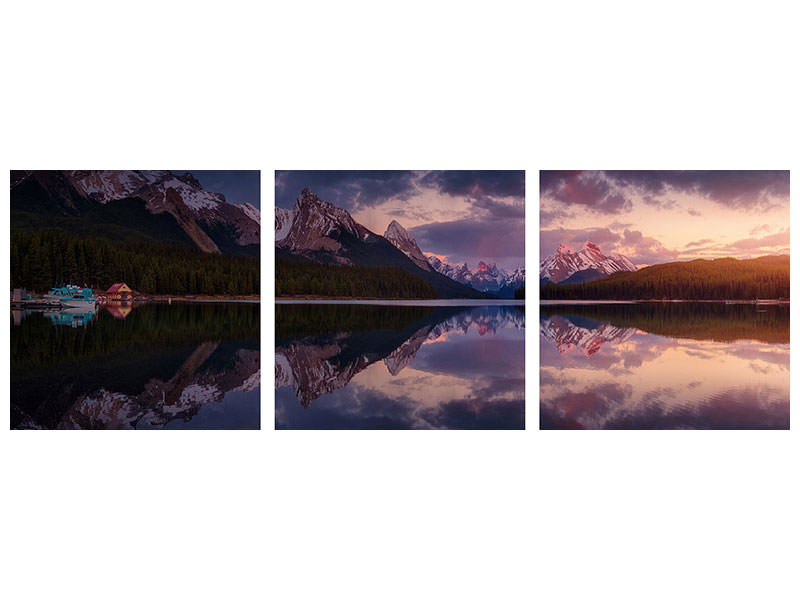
[105,282,132,301]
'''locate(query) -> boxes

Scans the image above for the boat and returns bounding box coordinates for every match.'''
[47,307,98,328]
[44,285,99,309]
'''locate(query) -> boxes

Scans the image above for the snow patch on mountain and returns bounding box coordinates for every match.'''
[540,241,636,283]
[428,255,525,295]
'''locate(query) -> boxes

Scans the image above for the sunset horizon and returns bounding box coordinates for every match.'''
[540,170,789,268]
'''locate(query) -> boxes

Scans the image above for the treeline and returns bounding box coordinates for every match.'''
[276,259,437,298]
[11,229,259,295]
[514,286,525,299]
[541,255,789,300]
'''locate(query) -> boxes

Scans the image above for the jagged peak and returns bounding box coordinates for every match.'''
[385,219,409,237]
[296,187,323,207]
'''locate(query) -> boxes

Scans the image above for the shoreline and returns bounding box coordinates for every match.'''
[277,297,524,306]
[146,295,260,303]
[539,299,789,305]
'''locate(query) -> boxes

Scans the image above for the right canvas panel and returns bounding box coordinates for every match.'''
[539,170,789,430]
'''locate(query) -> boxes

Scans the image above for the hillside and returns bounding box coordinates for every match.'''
[11,170,260,256]
[276,258,436,299]
[540,255,789,300]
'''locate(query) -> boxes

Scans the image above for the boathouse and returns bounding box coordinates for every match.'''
[105,282,133,301]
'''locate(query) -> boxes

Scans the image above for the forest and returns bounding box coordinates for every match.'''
[541,255,789,300]
[10,229,259,295]
[276,258,437,298]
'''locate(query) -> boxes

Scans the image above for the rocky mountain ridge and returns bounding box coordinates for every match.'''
[11,170,260,254]
[540,241,636,284]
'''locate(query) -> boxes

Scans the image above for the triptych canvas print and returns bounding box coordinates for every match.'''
[8,170,790,430]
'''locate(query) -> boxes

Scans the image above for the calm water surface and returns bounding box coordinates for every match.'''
[540,303,789,429]
[10,302,260,429]
[276,303,525,429]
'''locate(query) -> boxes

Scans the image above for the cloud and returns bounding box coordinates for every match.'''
[603,170,789,211]
[411,217,525,266]
[540,226,679,266]
[540,170,789,219]
[540,171,632,214]
[620,229,680,265]
[749,224,772,236]
[275,170,420,211]
[642,195,678,210]
[687,207,702,216]
[539,227,621,258]
[419,170,524,200]
[724,230,790,251]
[608,221,633,230]
[685,238,715,248]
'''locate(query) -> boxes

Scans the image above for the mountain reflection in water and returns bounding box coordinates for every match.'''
[275,304,525,429]
[539,303,789,430]
[10,302,260,429]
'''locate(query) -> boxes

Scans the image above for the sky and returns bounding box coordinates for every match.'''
[540,170,789,267]
[275,170,525,271]
[185,170,260,209]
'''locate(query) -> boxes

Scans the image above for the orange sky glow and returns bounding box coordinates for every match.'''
[540,170,789,266]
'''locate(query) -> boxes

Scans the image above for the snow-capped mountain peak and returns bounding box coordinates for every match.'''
[427,255,525,297]
[14,170,260,253]
[540,240,636,283]
[276,187,368,253]
[383,220,432,271]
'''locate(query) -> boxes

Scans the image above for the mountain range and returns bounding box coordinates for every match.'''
[540,254,790,300]
[275,187,525,298]
[540,241,636,284]
[427,256,525,297]
[11,170,260,255]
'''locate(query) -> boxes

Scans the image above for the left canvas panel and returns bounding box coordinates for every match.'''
[10,170,261,429]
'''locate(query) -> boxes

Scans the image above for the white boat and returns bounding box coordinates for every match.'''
[44,285,99,309]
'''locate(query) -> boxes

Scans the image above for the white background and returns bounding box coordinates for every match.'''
[1,1,798,599]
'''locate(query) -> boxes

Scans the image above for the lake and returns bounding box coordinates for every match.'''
[10,302,260,429]
[275,303,525,429]
[539,302,789,429]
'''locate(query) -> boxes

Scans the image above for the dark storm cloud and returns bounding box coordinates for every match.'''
[410,217,525,265]
[275,170,419,210]
[541,170,789,214]
[603,170,789,211]
[186,170,260,208]
[275,170,525,211]
[419,170,525,200]
[540,171,631,214]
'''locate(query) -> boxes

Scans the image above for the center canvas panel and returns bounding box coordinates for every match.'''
[274,170,526,430]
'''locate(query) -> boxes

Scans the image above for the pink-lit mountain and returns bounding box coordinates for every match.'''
[427,256,525,296]
[540,241,636,284]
